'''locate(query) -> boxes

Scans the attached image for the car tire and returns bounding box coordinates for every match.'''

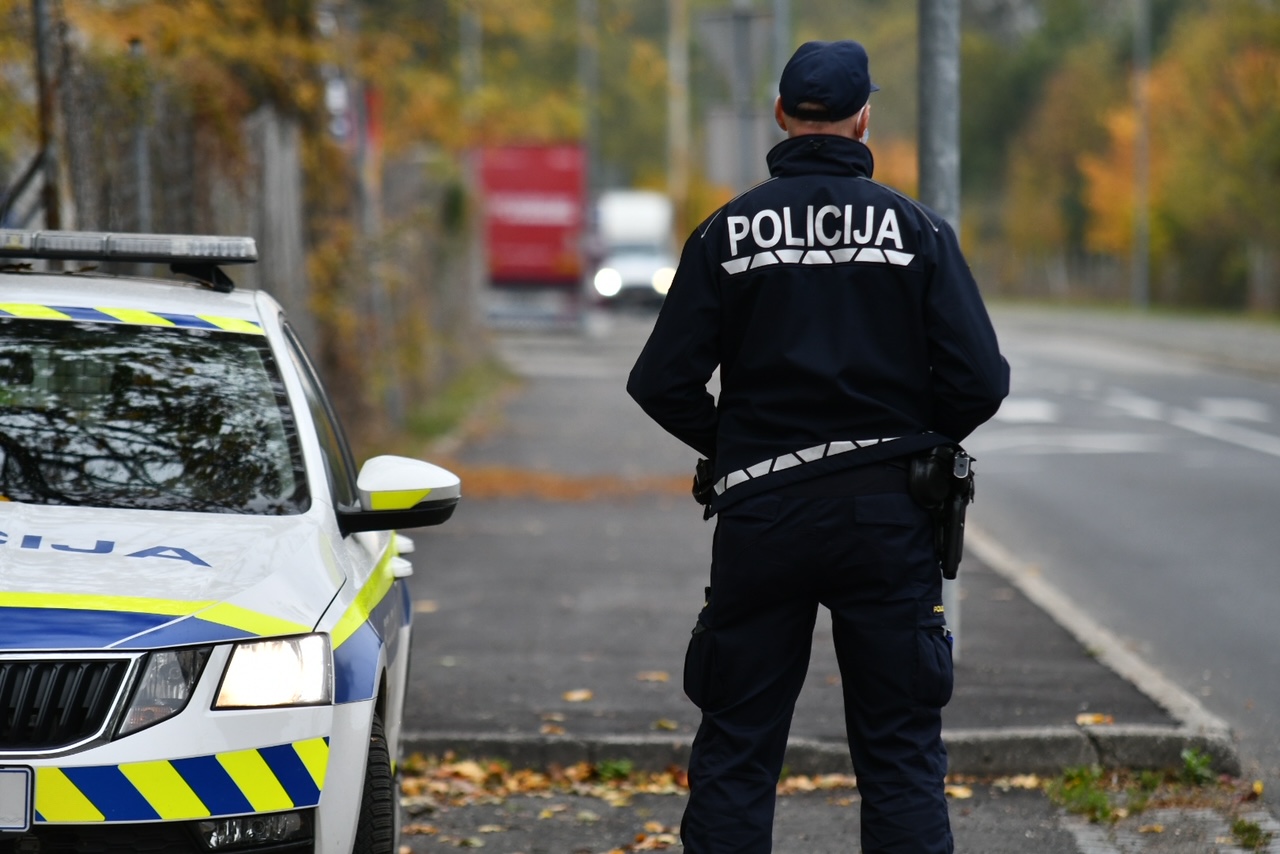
[353,712,396,854]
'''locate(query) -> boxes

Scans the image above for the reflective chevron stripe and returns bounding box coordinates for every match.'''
[714,437,901,495]
[34,737,328,823]
[720,247,915,275]
[0,303,261,334]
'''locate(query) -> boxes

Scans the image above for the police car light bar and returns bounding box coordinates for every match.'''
[0,230,258,264]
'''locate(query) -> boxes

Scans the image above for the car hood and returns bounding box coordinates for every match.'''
[0,503,347,651]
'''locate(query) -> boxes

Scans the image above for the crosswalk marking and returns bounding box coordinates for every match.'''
[981,389,1280,459]
[993,397,1059,424]
[1198,396,1271,422]
[1169,407,1280,459]
[1104,390,1165,421]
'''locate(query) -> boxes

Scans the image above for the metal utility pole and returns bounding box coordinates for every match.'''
[667,0,691,237]
[731,0,756,192]
[32,0,61,231]
[460,5,483,127]
[918,0,960,227]
[578,0,600,205]
[918,0,962,655]
[772,0,791,78]
[130,39,152,234]
[1131,0,1151,310]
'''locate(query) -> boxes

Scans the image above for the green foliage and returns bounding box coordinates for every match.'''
[405,358,517,446]
[596,759,634,782]
[1232,817,1275,851]
[1179,747,1215,786]
[1045,764,1176,824]
[1046,764,1118,823]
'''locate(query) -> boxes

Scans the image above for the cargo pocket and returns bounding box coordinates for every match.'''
[915,622,954,708]
[683,618,717,710]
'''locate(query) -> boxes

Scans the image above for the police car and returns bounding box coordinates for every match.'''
[0,230,461,853]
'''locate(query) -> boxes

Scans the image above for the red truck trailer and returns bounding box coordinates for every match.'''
[479,144,586,326]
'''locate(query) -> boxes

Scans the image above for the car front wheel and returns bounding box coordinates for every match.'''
[352,712,397,854]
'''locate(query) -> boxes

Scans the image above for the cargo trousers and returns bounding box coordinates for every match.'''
[680,466,954,854]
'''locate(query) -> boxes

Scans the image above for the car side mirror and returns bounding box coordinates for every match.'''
[337,455,461,535]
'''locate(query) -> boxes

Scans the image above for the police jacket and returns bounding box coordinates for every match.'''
[627,134,1009,513]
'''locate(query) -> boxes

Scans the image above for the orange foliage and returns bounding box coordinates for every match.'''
[1080,3,1280,262]
[1078,108,1141,256]
[65,1,326,130]
[0,0,35,159]
[435,462,687,502]
[870,135,918,198]
[1003,39,1126,255]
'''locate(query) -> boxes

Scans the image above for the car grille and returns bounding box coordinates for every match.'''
[0,659,130,750]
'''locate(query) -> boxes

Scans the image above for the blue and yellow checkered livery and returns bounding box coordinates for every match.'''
[0,303,262,334]
[35,738,328,823]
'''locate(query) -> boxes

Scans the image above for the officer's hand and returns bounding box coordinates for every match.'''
[692,458,716,507]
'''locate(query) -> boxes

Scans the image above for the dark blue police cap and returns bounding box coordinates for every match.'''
[779,40,880,122]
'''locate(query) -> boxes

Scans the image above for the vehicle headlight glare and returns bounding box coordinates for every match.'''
[593,267,623,297]
[119,647,211,736]
[215,634,332,709]
[652,267,676,295]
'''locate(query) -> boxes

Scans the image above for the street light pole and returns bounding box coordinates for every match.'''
[578,0,600,206]
[731,0,755,193]
[772,0,791,76]
[918,0,960,227]
[1132,0,1151,310]
[667,0,691,238]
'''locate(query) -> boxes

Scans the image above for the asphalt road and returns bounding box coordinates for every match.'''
[972,307,1280,802]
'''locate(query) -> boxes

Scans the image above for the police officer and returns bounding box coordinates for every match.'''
[627,39,1009,854]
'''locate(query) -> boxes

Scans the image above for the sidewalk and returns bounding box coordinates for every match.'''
[404,496,1233,779]
[400,307,1243,780]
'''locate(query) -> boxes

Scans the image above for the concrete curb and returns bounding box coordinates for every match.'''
[402,724,1239,778]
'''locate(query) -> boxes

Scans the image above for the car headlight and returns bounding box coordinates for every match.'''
[651,267,676,295]
[593,267,623,297]
[119,647,211,736]
[214,634,332,709]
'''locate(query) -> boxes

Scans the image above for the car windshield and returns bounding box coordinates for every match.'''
[0,318,309,514]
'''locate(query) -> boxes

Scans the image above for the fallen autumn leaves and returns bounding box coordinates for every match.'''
[399,755,689,852]
[397,757,1052,852]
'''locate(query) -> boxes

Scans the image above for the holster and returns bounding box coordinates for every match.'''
[908,445,975,580]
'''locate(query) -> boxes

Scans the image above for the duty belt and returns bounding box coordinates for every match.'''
[714,437,901,495]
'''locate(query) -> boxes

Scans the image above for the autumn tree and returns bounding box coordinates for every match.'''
[1004,38,1126,257]
[1082,1,1280,309]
